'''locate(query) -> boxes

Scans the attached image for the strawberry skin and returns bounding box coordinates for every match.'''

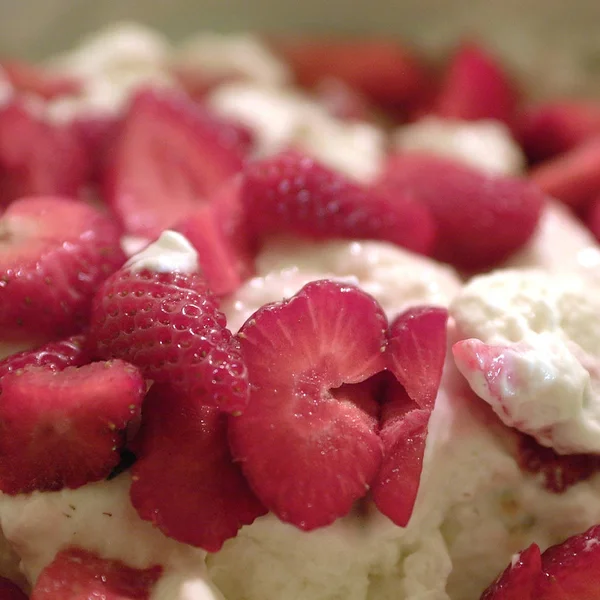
[0,335,90,380]
[0,360,145,494]
[229,280,387,530]
[104,87,248,238]
[0,576,28,600]
[241,150,435,256]
[90,268,249,414]
[377,153,545,270]
[130,384,266,551]
[31,547,162,600]
[0,196,125,342]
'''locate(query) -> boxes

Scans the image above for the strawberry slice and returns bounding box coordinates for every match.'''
[530,137,600,209]
[173,178,255,296]
[31,547,162,600]
[518,100,600,163]
[90,262,249,414]
[0,334,90,380]
[0,577,28,600]
[104,87,249,238]
[585,194,600,243]
[376,153,545,270]
[387,306,448,410]
[480,544,542,600]
[130,384,266,551]
[0,59,80,100]
[0,196,125,342]
[270,37,430,111]
[432,41,519,125]
[371,381,430,527]
[0,100,88,204]
[241,150,436,256]
[229,280,387,530]
[0,360,145,494]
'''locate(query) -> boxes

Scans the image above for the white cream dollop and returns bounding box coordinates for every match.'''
[124,231,199,274]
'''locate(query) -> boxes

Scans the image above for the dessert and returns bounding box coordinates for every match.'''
[1,21,600,600]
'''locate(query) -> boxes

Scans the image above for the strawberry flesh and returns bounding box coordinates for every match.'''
[0,360,145,494]
[104,88,248,238]
[376,153,545,270]
[31,547,162,600]
[241,150,436,256]
[130,384,266,551]
[229,280,387,530]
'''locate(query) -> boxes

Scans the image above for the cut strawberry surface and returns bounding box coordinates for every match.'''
[241,150,436,255]
[387,306,448,410]
[585,194,600,243]
[104,87,248,238]
[530,137,600,209]
[518,100,600,163]
[432,41,519,125]
[90,268,249,414]
[377,153,545,270]
[229,280,387,530]
[0,100,88,204]
[130,384,266,551]
[0,196,125,341]
[0,59,80,100]
[31,547,162,600]
[0,334,90,380]
[0,360,145,494]
[480,544,542,600]
[0,576,28,600]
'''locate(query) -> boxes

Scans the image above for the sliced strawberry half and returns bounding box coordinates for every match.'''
[376,153,545,270]
[241,150,436,256]
[0,334,90,380]
[0,196,125,342]
[130,384,266,551]
[530,137,600,209]
[585,194,600,243]
[90,267,249,414]
[432,41,519,126]
[0,360,145,494]
[387,306,448,410]
[0,100,88,204]
[104,87,249,238]
[0,576,28,600]
[0,59,80,100]
[31,547,162,600]
[229,280,387,530]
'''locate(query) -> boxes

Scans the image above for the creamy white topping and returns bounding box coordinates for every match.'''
[393,117,525,175]
[120,235,151,258]
[207,83,384,181]
[124,231,199,274]
[451,269,600,454]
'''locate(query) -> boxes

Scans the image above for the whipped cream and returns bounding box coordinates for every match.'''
[124,231,199,274]
[208,83,384,181]
[451,269,600,454]
[393,117,525,175]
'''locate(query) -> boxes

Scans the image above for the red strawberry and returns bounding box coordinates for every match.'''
[0,360,145,494]
[104,87,249,238]
[173,178,255,296]
[432,41,519,125]
[241,150,436,255]
[0,576,28,600]
[585,194,600,243]
[229,280,387,530]
[387,306,448,410]
[371,381,430,527]
[130,384,266,551]
[90,267,249,414]
[270,37,430,111]
[518,100,600,163]
[0,196,125,342]
[31,547,162,600]
[0,100,88,204]
[0,59,81,100]
[376,153,545,270]
[0,335,90,380]
[530,137,600,209]
[480,544,542,600]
